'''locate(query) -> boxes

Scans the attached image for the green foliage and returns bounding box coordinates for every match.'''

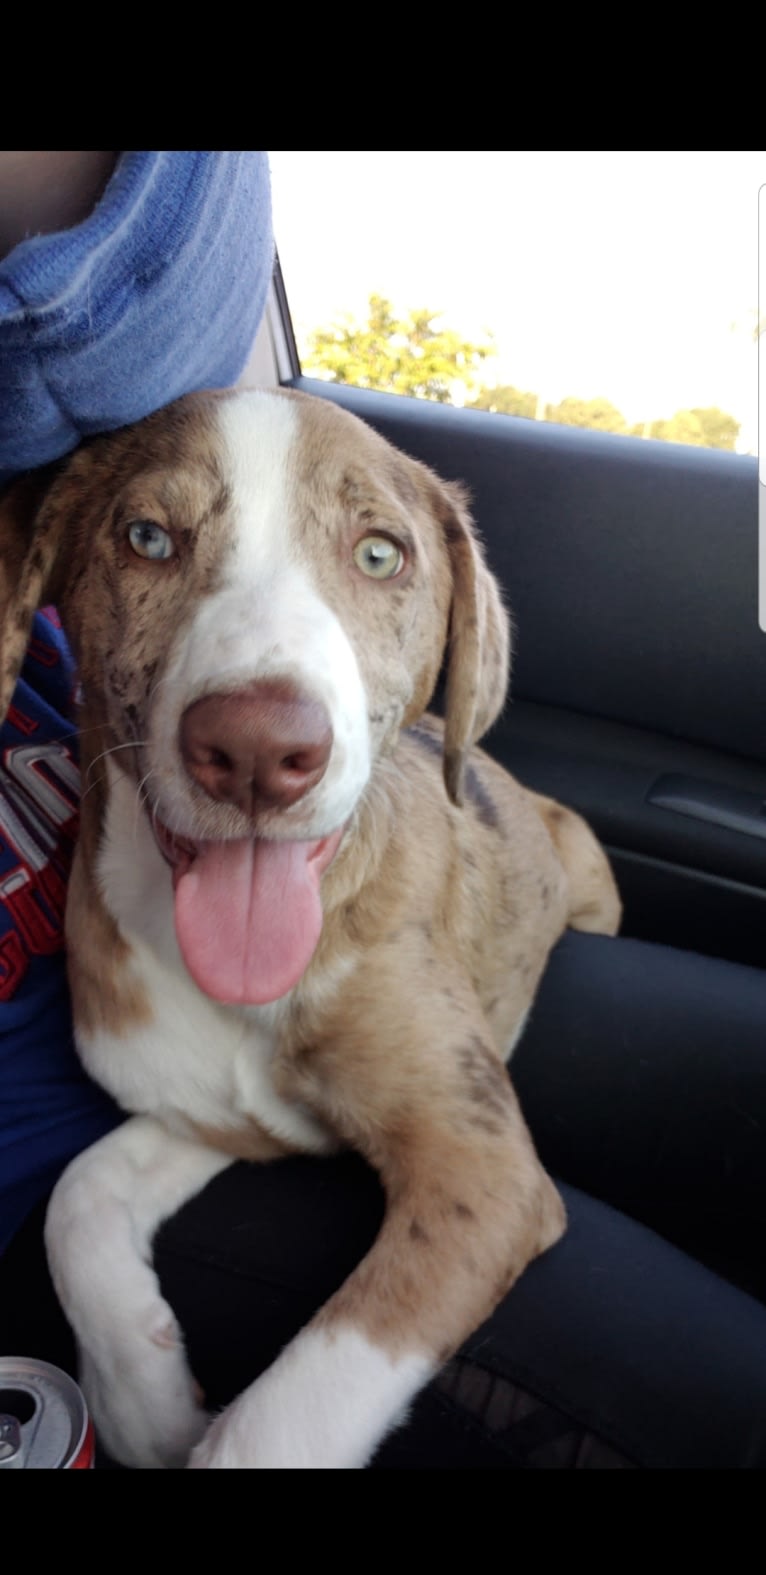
[645,406,740,451]
[302,294,495,404]
[468,385,538,419]
[302,296,741,450]
[546,396,628,434]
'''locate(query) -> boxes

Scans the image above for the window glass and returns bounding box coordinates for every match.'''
[270,151,764,454]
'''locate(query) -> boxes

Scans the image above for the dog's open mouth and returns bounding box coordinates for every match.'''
[153,818,346,1007]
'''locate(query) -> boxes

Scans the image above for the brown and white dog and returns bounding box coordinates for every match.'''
[0,388,620,1468]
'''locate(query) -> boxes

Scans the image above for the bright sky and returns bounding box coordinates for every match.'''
[270,151,765,453]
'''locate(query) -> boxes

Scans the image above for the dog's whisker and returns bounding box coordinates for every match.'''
[135,769,154,808]
[79,770,107,804]
[133,768,158,844]
[146,670,176,709]
[84,738,150,789]
[47,723,112,748]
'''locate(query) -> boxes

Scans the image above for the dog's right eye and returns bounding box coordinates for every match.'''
[128,520,175,561]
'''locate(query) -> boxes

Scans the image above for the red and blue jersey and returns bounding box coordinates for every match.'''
[0,612,121,1254]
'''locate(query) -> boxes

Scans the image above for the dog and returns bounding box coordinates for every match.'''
[0,387,620,1468]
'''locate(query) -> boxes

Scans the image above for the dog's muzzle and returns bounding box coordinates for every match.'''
[180,679,333,819]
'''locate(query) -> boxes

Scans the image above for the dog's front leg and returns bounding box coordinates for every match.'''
[45,1115,233,1468]
[190,977,565,1469]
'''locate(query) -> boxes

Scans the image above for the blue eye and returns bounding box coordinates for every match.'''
[353,535,405,580]
[128,520,175,561]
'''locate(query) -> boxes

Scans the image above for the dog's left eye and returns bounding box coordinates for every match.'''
[353,536,404,580]
[128,520,175,561]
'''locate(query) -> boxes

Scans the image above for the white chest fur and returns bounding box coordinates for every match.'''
[79,766,333,1154]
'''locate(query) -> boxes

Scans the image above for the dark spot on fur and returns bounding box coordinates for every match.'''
[458,1036,513,1131]
[441,516,463,546]
[409,723,442,760]
[464,765,499,829]
[386,459,418,508]
[409,1219,430,1244]
[209,479,231,518]
[548,806,565,825]
[540,881,550,903]
[468,1111,507,1136]
[453,1201,476,1221]
[339,469,368,511]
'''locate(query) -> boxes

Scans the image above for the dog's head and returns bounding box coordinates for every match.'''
[0,388,510,1001]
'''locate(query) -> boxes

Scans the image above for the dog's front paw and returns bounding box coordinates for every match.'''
[80,1305,209,1469]
[187,1325,431,1468]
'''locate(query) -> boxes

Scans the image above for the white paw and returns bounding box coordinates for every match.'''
[186,1325,432,1469]
[79,1304,208,1469]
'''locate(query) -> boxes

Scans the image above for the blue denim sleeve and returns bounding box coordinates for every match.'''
[0,152,274,1253]
[0,151,274,478]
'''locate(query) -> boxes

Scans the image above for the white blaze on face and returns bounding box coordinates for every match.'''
[150,390,372,840]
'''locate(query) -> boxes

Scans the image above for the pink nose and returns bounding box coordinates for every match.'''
[180,681,333,817]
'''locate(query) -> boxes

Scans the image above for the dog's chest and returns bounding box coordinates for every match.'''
[77,948,332,1154]
[77,777,334,1155]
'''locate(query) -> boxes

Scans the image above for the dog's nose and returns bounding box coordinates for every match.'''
[180,681,333,816]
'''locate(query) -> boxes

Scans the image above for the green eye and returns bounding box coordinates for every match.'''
[353,535,405,580]
[128,520,175,561]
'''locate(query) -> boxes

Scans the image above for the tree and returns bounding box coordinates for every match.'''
[468,384,538,419]
[545,396,628,435]
[302,294,495,404]
[645,407,740,451]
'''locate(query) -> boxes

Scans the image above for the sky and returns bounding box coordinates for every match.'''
[270,150,765,453]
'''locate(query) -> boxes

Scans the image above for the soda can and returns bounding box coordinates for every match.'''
[0,1357,95,1469]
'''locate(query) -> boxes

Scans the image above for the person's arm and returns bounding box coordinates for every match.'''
[0,152,118,260]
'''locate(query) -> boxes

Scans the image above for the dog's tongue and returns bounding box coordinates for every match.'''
[174,833,341,1005]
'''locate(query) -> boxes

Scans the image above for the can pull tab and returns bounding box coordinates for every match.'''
[0,1413,23,1466]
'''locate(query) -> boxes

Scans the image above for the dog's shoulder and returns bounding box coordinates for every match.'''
[318,712,569,974]
[399,713,542,842]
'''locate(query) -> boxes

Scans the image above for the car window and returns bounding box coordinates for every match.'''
[270,150,764,456]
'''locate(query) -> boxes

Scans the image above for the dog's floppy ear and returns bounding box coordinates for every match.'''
[0,464,68,726]
[439,481,512,807]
